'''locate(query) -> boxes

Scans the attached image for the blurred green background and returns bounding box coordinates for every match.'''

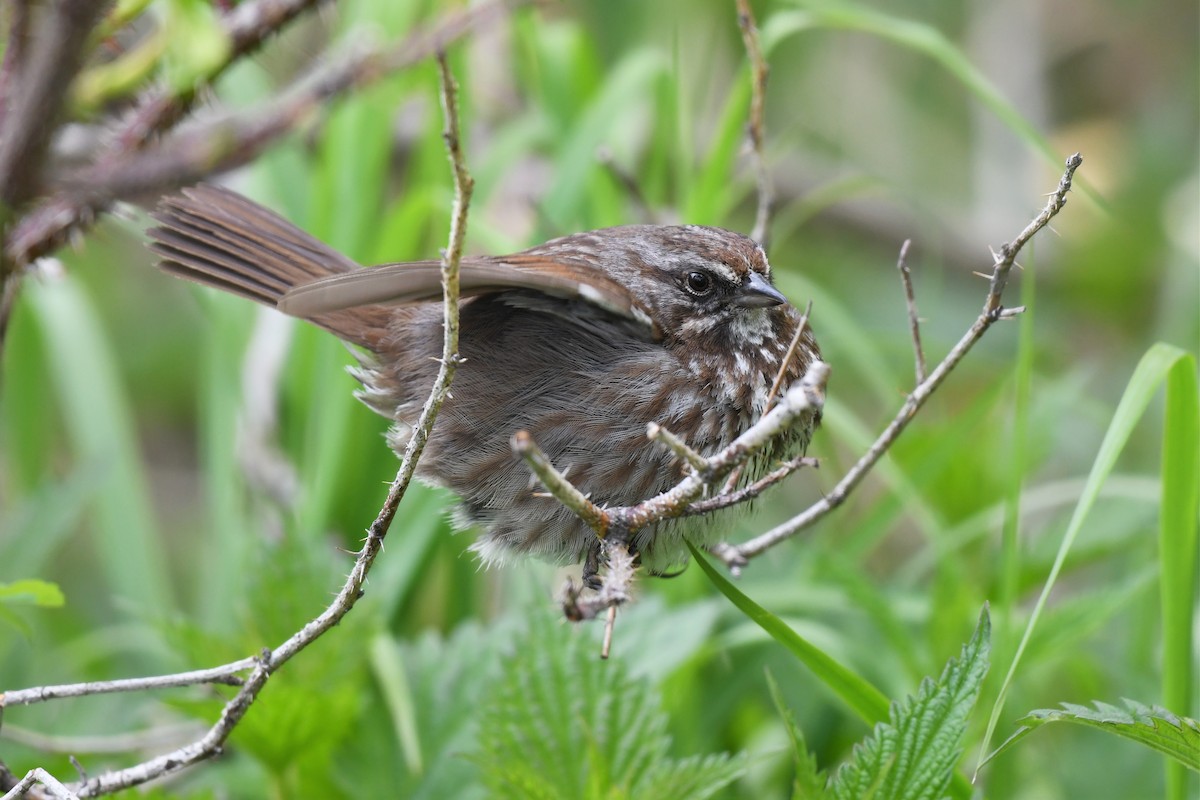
[1,0,1196,797]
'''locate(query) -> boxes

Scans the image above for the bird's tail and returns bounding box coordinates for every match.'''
[147,184,391,350]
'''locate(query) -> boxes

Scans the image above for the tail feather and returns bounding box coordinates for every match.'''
[148,184,392,349]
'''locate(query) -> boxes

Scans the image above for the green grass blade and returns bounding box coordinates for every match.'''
[25,275,174,616]
[1160,352,1199,800]
[977,343,1198,772]
[768,1,1104,209]
[688,542,890,725]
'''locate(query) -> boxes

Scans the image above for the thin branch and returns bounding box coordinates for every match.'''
[717,154,1083,565]
[736,0,771,248]
[647,422,708,473]
[0,659,254,707]
[110,0,325,153]
[513,430,608,535]
[763,299,812,414]
[1,47,475,800]
[688,456,818,517]
[0,768,77,800]
[895,239,927,385]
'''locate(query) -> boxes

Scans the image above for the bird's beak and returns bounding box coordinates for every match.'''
[733,272,788,308]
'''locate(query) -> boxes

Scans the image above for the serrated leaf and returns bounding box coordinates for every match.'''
[983,699,1200,773]
[474,611,745,799]
[830,607,991,800]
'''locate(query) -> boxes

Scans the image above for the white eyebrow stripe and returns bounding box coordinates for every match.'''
[705,262,740,284]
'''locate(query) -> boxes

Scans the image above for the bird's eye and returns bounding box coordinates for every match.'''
[684,271,713,296]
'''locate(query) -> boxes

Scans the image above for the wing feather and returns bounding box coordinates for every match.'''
[278,253,657,337]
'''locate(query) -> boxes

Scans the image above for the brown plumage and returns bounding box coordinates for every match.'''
[149,185,821,572]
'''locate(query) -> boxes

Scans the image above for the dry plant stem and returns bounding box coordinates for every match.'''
[764,299,812,414]
[895,238,927,385]
[0,768,77,800]
[3,0,327,272]
[735,0,772,248]
[647,422,707,473]
[0,51,474,800]
[721,153,1083,565]
[0,659,255,707]
[616,361,828,533]
[688,456,818,517]
[513,431,608,534]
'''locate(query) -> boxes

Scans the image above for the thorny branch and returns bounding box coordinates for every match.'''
[4,0,526,271]
[0,45,475,800]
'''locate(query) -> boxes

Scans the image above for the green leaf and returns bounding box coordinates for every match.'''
[0,579,65,608]
[766,669,828,799]
[474,610,745,800]
[983,699,1200,774]
[1159,351,1199,800]
[688,542,891,726]
[25,274,174,616]
[161,0,232,94]
[980,344,1199,771]
[767,1,1102,208]
[829,607,991,800]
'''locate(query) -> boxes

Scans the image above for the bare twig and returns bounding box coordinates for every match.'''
[52,1,512,204]
[763,299,813,414]
[112,0,325,153]
[715,154,1083,566]
[689,456,818,517]
[1,659,254,707]
[513,430,608,535]
[0,48,475,799]
[647,422,708,473]
[895,239,927,385]
[0,768,77,800]
[736,0,771,248]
